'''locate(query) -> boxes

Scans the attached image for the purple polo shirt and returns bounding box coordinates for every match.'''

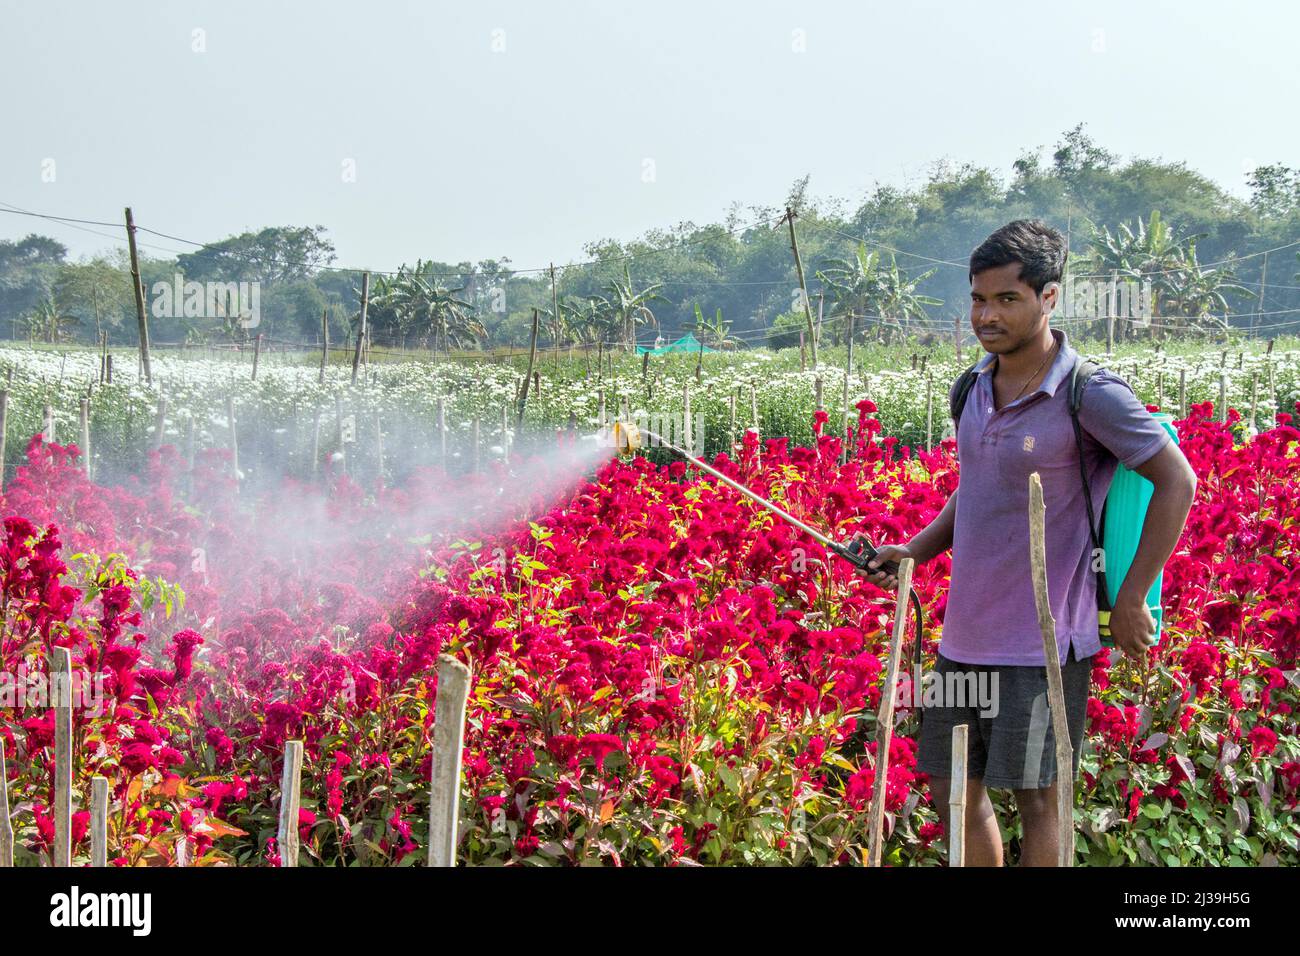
[941,328,1172,666]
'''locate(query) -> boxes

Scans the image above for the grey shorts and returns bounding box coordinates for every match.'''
[914,644,1094,790]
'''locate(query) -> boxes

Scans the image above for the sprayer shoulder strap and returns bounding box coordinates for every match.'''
[948,363,980,434]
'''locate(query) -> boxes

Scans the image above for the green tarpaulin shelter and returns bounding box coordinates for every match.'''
[635,333,716,356]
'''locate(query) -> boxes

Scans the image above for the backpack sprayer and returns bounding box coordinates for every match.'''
[608,421,926,682]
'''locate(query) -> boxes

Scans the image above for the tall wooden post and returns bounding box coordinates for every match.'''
[319,309,329,383]
[277,740,304,868]
[1028,473,1075,867]
[867,557,915,867]
[517,309,540,432]
[351,272,369,387]
[0,389,10,493]
[90,776,108,868]
[428,655,472,867]
[785,207,818,367]
[227,396,239,482]
[80,398,91,477]
[1218,374,1227,423]
[252,333,263,380]
[949,724,969,867]
[1178,369,1187,419]
[0,739,13,867]
[154,394,167,450]
[52,646,73,867]
[124,208,152,385]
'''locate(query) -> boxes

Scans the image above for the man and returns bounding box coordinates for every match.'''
[858,219,1197,866]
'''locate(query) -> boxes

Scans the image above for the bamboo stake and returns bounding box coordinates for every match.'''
[814,375,823,412]
[949,723,968,867]
[437,396,447,464]
[0,739,12,867]
[124,207,152,385]
[516,308,540,432]
[925,373,933,450]
[1028,473,1075,867]
[472,416,481,473]
[277,740,304,868]
[1218,373,1227,423]
[428,655,472,867]
[319,308,329,384]
[0,389,6,493]
[251,332,262,380]
[42,404,55,443]
[90,775,108,868]
[52,646,72,867]
[1249,373,1258,433]
[785,206,818,367]
[867,556,915,867]
[153,393,167,450]
[80,398,91,477]
[728,392,737,452]
[682,380,692,455]
[226,396,239,482]
[351,272,369,387]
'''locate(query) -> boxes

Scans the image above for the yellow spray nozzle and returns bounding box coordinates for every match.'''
[610,420,642,456]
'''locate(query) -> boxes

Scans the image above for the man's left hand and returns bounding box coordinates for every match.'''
[1109,594,1158,661]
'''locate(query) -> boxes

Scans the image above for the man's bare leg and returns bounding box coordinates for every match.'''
[1014,784,1061,866]
[928,775,1003,866]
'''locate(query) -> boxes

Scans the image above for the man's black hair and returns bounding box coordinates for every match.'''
[968,219,1067,296]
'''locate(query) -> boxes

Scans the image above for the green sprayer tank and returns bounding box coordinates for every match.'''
[1100,412,1180,645]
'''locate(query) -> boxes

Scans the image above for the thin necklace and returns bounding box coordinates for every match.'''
[999,340,1058,405]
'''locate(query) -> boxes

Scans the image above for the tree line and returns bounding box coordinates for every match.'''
[2,126,1297,353]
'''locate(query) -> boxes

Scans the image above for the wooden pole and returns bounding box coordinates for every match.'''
[153,393,167,451]
[785,207,818,367]
[90,775,108,868]
[925,373,933,450]
[728,392,737,452]
[277,740,304,868]
[814,375,823,412]
[867,556,915,867]
[517,308,540,432]
[80,398,91,477]
[42,404,55,443]
[682,380,692,454]
[0,389,6,493]
[428,655,472,867]
[375,409,385,488]
[437,396,447,464]
[1028,473,1075,867]
[124,208,152,385]
[226,396,239,482]
[472,416,481,473]
[1249,372,1258,433]
[311,408,321,477]
[1218,373,1227,423]
[351,272,369,387]
[799,331,806,372]
[319,308,329,384]
[1179,369,1187,419]
[843,313,855,463]
[52,645,72,867]
[0,739,12,867]
[597,387,606,429]
[251,332,262,380]
[949,723,968,868]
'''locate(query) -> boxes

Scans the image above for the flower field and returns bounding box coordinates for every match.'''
[1,378,1297,866]
[3,338,1297,485]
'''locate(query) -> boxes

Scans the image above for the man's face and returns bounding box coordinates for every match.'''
[969,262,1058,354]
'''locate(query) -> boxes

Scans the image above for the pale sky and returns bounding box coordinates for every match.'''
[2,0,1296,272]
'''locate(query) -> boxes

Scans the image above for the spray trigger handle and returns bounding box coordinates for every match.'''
[833,536,899,575]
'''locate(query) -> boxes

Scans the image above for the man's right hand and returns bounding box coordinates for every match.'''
[849,535,914,590]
